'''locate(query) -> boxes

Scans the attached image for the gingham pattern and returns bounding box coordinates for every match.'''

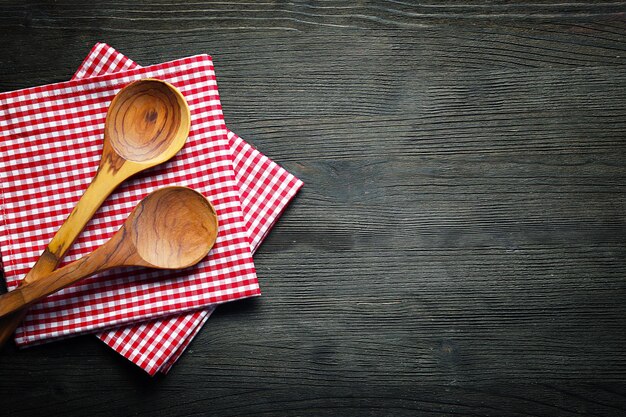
[158,132,302,374]
[75,44,303,374]
[74,44,138,80]
[0,54,260,346]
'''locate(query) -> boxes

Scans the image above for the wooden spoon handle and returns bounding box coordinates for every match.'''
[24,167,124,285]
[0,166,124,345]
[0,312,25,345]
[0,250,104,318]
[0,228,136,319]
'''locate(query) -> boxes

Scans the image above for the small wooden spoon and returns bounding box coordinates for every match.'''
[0,79,191,345]
[0,187,218,319]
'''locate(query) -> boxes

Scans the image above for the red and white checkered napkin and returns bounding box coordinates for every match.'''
[0,55,263,352]
[72,44,303,374]
[0,44,303,375]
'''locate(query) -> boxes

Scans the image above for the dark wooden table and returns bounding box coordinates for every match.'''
[2,1,626,416]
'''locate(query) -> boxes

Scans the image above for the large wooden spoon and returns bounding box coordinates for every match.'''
[0,79,191,345]
[0,187,218,319]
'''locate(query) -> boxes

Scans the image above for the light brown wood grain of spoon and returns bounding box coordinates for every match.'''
[0,79,191,346]
[0,187,218,319]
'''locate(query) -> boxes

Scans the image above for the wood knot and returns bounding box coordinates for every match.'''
[145,109,158,123]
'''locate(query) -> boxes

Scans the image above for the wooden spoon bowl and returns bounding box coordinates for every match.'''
[105,79,190,164]
[130,187,218,269]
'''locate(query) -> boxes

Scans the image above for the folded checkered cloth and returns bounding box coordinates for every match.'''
[74,44,303,374]
[0,45,302,374]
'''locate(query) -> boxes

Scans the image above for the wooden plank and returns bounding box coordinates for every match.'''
[1,1,626,416]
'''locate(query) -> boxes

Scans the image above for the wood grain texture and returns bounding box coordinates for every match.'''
[1,1,626,416]
[105,79,189,163]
